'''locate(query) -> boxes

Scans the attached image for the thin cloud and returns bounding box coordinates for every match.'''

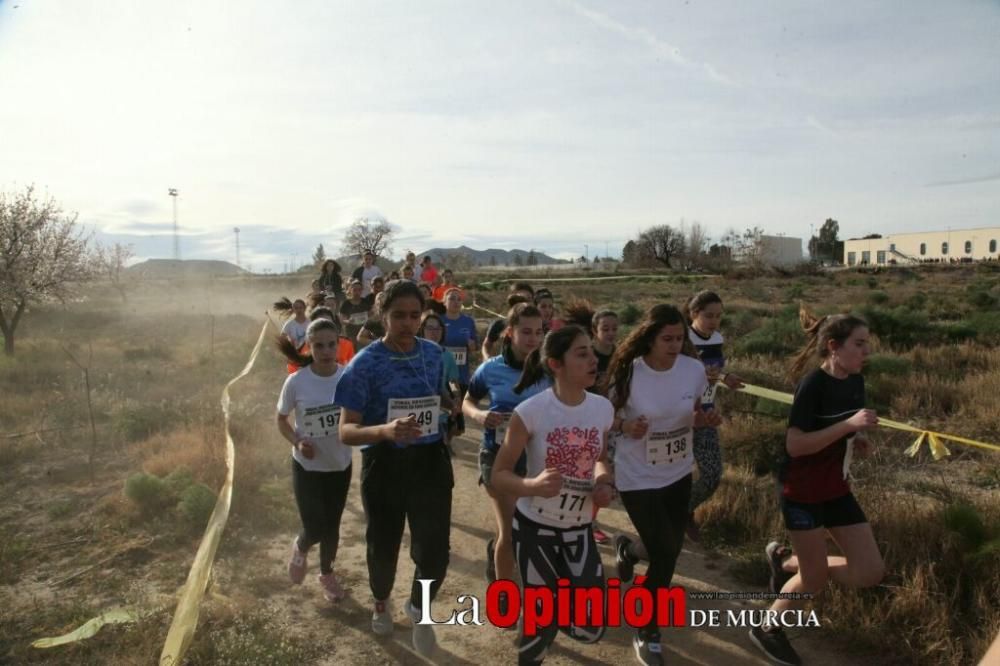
[559,0,737,86]
[924,171,1000,188]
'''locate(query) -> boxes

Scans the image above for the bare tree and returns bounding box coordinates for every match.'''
[0,186,93,355]
[93,241,135,302]
[342,218,394,259]
[312,243,327,268]
[737,226,766,269]
[637,224,687,269]
[686,221,710,266]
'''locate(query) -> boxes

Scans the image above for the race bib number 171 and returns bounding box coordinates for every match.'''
[529,476,594,526]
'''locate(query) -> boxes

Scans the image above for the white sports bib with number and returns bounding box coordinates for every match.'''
[700,381,719,406]
[349,312,368,325]
[645,426,691,466]
[529,476,594,527]
[447,347,467,366]
[493,413,513,445]
[301,404,340,440]
[387,395,441,439]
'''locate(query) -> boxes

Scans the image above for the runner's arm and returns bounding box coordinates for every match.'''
[491,414,560,498]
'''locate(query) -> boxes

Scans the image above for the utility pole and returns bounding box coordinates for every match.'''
[233,227,241,267]
[168,188,180,260]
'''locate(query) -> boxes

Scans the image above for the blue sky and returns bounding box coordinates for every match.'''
[1,0,997,271]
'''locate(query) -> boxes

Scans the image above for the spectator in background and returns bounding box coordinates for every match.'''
[365,276,386,309]
[402,265,416,281]
[339,279,371,342]
[420,255,438,286]
[351,251,383,298]
[319,260,345,301]
[403,251,421,282]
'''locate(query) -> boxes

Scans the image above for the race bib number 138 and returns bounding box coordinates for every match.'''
[645,427,691,465]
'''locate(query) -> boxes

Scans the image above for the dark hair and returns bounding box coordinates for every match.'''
[424,299,446,315]
[604,305,693,411]
[372,276,385,286]
[382,279,425,312]
[788,304,868,382]
[309,306,336,322]
[506,293,531,309]
[321,259,341,276]
[562,299,596,331]
[307,318,341,338]
[514,324,589,393]
[276,335,311,366]
[533,288,554,304]
[272,297,306,320]
[308,292,325,309]
[591,309,618,333]
[389,271,400,280]
[683,290,723,323]
[418,311,445,338]
[511,281,534,296]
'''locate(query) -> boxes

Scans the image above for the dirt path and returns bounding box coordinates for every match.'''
[222,427,858,665]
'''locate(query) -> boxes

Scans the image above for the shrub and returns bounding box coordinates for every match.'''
[940,321,977,343]
[785,284,806,299]
[864,354,912,377]
[967,312,1000,343]
[859,305,932,349]
[619,302,642,325]
[904,292,927,311]
[114,402,182,443]
[866,276,878,289]
[124,472,171,515]
[733,315,802,357]
[177,483,216,529]
[867,290,890,305]
[164,467,196,496]
[967,290,997,309]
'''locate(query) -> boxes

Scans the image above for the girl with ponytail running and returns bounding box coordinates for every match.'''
[748,308,883,666]
[605,305,722,665]
[463,304,548,595]
[491,325,615,665]
[277,318,352,603]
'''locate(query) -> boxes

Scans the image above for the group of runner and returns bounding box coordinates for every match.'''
[272,261,885,666]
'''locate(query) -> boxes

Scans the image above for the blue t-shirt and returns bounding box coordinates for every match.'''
[467,353,551,451]
[335,338,444,448]
[442,313,478,384]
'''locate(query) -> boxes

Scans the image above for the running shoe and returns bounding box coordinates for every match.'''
[371,599,393,636]
[287,540,307,585]
[405,600,437,657]
[749,626,801,665]
[486,537,497,583]
[766,541,793,595]
[633,631,664,666]
[685,513,701,542]
[592,527,610,544]
[318,572,345,602]
[615,535,636,583]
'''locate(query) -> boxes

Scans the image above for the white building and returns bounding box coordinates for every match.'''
[843,226,1000,266]
[758,235,803,266]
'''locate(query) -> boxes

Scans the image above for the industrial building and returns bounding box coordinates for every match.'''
[843,227,1000,266]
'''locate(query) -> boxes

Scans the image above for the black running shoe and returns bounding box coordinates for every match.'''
[615,535,636,583]
[486,537,497,584]
[633,631,664,665]
[749,626,801,666]
[766,541,793,594]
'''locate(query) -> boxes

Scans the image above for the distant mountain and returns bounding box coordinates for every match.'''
[127,259,248,279]
[417,246,566,267]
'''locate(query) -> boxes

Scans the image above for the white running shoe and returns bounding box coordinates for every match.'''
[405,600,437,657]
[371,599,393,636]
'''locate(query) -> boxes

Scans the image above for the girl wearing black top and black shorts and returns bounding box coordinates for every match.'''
[749,307,884,666]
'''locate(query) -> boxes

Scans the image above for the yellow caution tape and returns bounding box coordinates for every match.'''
[719,379,999,458]
[32,607,143,648]
[159,319,271,665]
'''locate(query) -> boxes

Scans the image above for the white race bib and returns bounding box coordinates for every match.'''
[645,426,691,466]
[349,312,368,325]
[493,412,513,445]
[529,476,594,526]
[447,347,468,366]
[387,396,441,439]
[301,404,340,440]
[700,382,719,407]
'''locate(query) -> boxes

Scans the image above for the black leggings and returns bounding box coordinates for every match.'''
[361,440,454,607]
[513,509,606,665]
[292,459,352,575]
[619,474,692,637]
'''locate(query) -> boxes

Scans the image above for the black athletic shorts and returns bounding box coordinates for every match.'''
[478,447,527,487]
[780,491,868,531]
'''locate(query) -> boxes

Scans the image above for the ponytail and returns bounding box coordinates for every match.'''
[276,335,312,366]
[787,303,867,382]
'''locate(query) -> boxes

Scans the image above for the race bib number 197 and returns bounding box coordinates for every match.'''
[645,427,691,465]
[302,404,340,440]
[530,476,594,526]
[387,396,441,439]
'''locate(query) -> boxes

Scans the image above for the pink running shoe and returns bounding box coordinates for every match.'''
[592,528,611,545]
[288,541,307,584]
[318,572,346,602]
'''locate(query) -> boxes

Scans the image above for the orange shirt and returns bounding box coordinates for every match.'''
[433,284,464,302]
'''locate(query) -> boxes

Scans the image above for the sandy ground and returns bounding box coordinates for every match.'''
[220,426,857,666]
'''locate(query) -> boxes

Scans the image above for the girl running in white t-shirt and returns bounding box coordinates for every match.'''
[605,305,722,665]
[276,318,352,603]
[492,325,615,665]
